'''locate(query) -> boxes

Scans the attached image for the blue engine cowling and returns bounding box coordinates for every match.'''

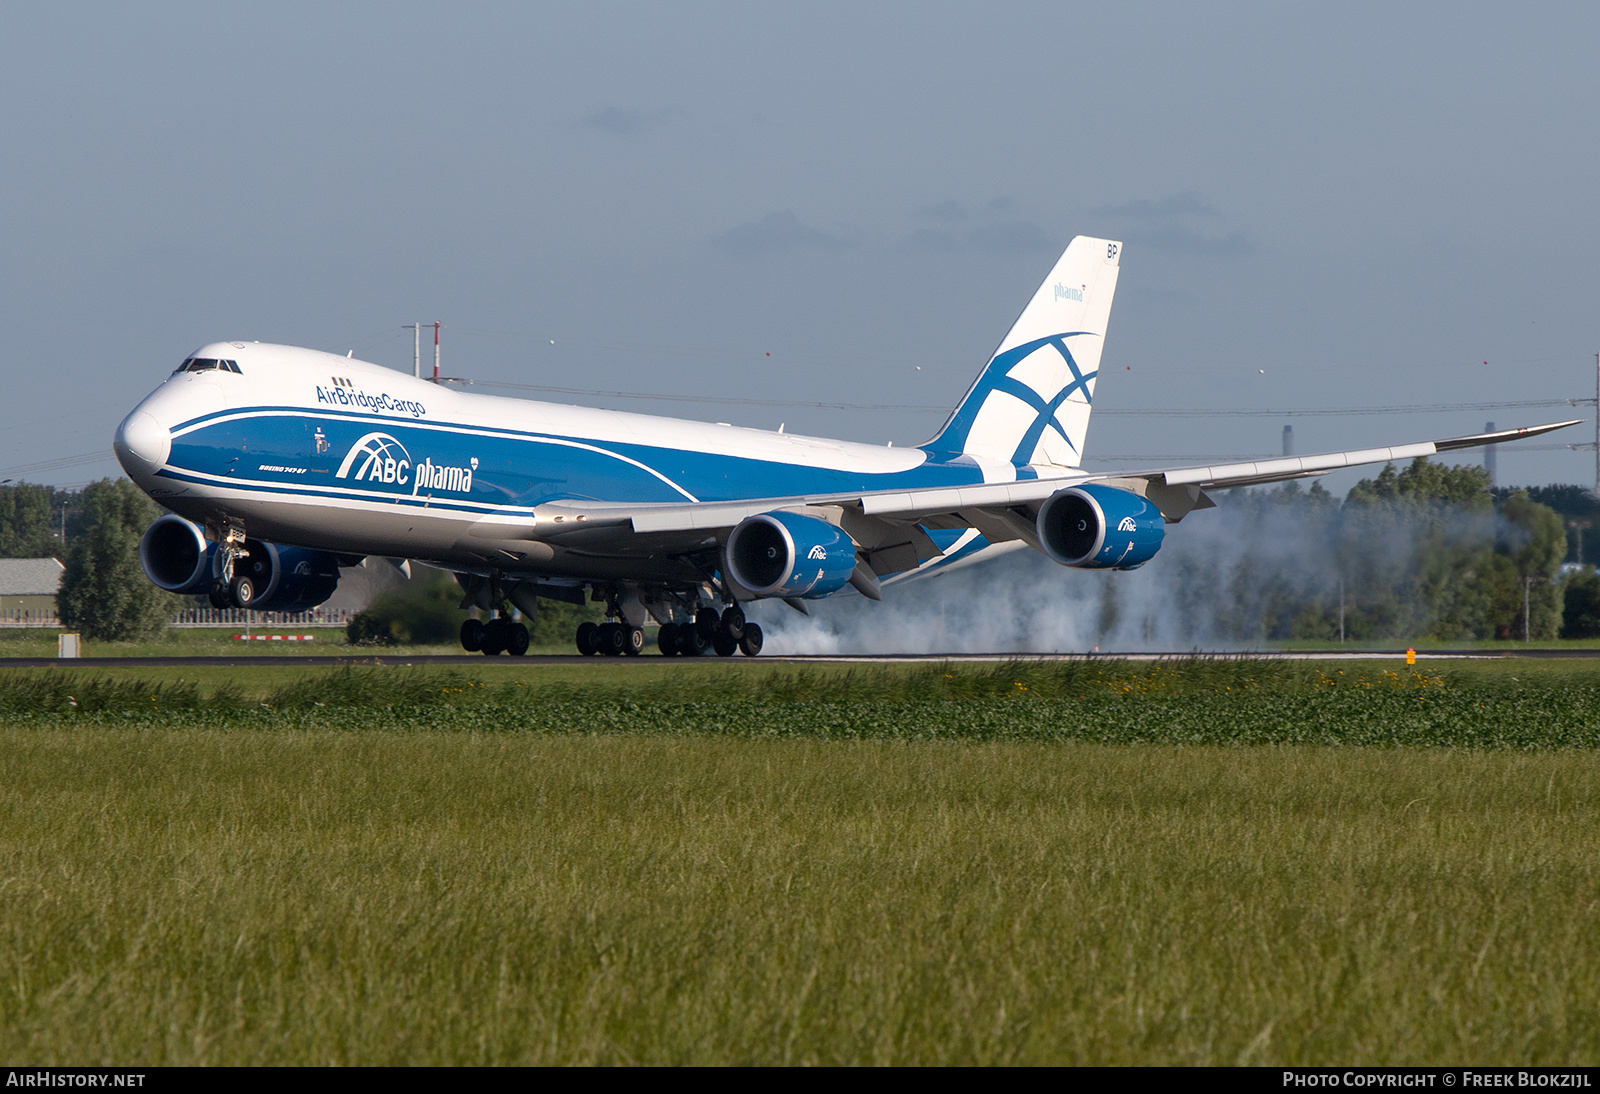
[235,538,342,611]
[725,510,859,599]
[139,514,217,593]
[138,515,342,610]
[1036,484,1165,570]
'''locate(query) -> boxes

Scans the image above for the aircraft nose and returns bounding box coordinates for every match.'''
[114,410,171,478]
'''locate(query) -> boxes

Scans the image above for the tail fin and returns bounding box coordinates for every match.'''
[925,235,1121,469]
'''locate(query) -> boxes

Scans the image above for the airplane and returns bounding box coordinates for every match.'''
[112,235,1578,657]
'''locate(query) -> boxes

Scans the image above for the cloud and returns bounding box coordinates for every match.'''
[1098,192,1224,222]
[1091,190,1255,257]
[708,211,855,257]
[911,199,971,223]
[899,197,1059,256]
[580,105,676,136]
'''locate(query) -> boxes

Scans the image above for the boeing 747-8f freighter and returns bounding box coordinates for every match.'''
[113,237,1578,655]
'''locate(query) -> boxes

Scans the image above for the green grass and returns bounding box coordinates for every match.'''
[4,659,1600,1064]
[2,657,1600,749]
[1,732,1597,1065]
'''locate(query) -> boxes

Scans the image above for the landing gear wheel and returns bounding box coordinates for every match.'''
[695,607,719,643]
[208,579,231,610]
[658,623,680,656]
[460,618,485,652]
[712,630,739,657]
[575,621,600,656]
[738,623,764,657]
[623,626,645,656]
[599,622,628,656]
[679,625,708,657]
[481,617,507,656]
[720,604,746,640]
[229,575,256,609]
[505,621,530,656]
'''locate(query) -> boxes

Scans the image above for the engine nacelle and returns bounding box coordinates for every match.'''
[1036,484,1165,570]
[137,516,342,610]
[139,514,217,593]
[235,538,342,612]
[725,510,858,599]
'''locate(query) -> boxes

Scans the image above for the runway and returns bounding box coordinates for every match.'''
[2,649,1597,668]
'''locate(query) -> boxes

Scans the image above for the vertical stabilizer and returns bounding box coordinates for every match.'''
[925,236,1121,470]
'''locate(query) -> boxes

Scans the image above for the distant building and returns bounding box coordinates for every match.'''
[0,558,65,618]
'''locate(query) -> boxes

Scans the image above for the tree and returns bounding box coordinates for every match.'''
[56,479,172,641]
[347,570,467,645]
[1498,491,1567,639]
[1504,485,1600,565]
[0,482,61,558]
[1562,571,1600,638]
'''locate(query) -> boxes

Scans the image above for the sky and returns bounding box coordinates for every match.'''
[3,1,1598,497]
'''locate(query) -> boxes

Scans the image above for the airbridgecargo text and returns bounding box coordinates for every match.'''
[315,385,427,418]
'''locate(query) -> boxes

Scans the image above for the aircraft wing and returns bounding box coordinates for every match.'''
[515,418,1581,576]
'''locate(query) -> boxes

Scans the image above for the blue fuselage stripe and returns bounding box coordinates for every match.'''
[166,406,994,514]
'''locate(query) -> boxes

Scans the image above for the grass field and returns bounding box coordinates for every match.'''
[2,659,1599,1064]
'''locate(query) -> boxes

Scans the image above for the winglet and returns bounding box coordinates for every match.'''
[1431,419,1585,452]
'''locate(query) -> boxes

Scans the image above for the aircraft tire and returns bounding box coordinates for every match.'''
[658,623,680,655]
[460,618,484,652]
[623,626,645,656]
[505,621,530,656]
[720,604,746,640]
[738,623,764,657]
[481,618,507,656]
[575,621,600,656]
[695,607,719,642]
[712,630,738,657]
[229,575,256,609]
[599,622,627,656]
[208,579,231,610]
[679,625,708,657]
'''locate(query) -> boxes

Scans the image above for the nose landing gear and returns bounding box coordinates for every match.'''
[206,519,253,609]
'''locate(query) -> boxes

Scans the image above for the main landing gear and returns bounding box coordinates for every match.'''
[651,605,763,658]
[455,573,531,656]
[574,620,646,657]
[460,615,530,657]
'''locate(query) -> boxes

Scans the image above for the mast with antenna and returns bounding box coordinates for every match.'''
[402,323,422,377]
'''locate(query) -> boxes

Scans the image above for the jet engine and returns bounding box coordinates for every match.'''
[138,515,342,611]
[138,514,217,594]
[233,537,342,611]
[725,510,858,599]
[1036,484,1165,570]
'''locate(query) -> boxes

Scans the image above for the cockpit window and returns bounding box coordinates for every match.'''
[170,357,241,375]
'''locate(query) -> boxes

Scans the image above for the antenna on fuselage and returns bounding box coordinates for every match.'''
[433,321,441,383]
